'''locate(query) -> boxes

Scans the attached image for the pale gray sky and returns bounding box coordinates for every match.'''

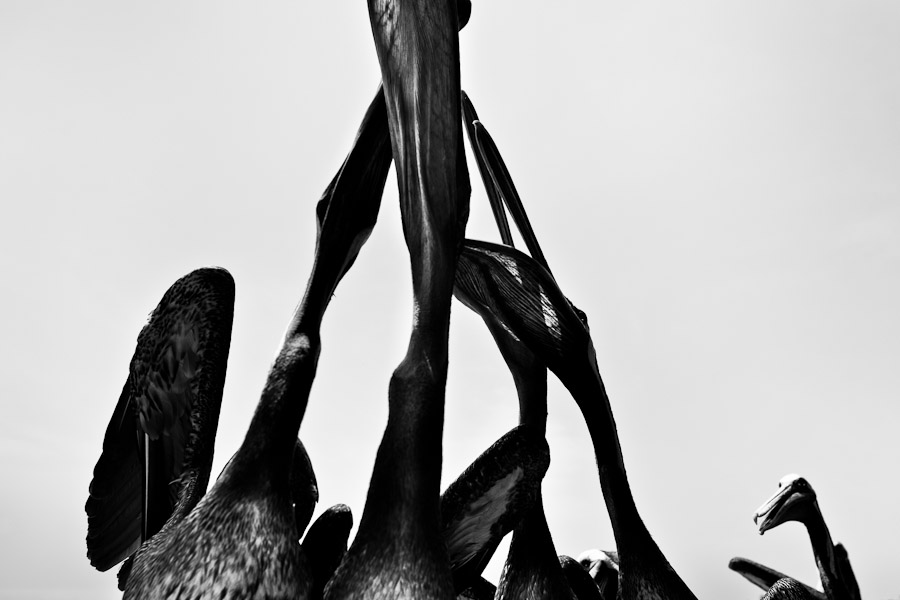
[1,1,898,599]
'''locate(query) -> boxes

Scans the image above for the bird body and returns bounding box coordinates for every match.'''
[124,479,308,599]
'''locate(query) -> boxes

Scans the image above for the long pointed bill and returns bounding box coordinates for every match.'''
[461,91,514,246]
[292,0,472,337]
[461,93,551,273]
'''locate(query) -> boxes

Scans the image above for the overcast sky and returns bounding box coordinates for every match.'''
[1,2,898,599]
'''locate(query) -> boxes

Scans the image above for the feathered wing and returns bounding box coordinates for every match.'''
[728,557,826,600]
[441,426,550,593]
[302,504,353,599]
[85,378,145,571]
[85,268,235,574]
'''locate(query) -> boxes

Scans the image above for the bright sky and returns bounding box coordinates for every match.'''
[1,2,898,599]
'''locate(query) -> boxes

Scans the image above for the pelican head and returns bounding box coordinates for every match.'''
[754,474,818,535]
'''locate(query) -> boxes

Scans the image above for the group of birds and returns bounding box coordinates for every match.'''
[82,1,861,599]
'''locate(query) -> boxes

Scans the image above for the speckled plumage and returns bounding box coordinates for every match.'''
[763,578,823,600]
[124,484,309,599]
[85,267,322,599]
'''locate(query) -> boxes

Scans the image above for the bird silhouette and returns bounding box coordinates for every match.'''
[753,474,860,600]
[323,0,471,598]
[454,91,698,600]
[85,41,405,594]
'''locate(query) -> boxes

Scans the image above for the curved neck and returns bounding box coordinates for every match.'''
[565,346,697,599]
[496,495,571,600]
[223,333,319,493]
[354,346,449,540]
[564,353,655,556]
[802,503,849,600]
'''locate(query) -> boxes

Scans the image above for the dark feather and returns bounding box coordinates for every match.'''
[302,504,353,599]
[441,426,550,593]
[559,555,605,600]
[85,268,235,574]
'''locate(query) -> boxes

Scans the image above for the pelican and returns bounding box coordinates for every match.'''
[454,94,617,600]
[728,557,825,600]
[85,40,408,593]
[85,267,317,598]
[454,91,698,600]
[754,474,860,600]
[323,0,470,597]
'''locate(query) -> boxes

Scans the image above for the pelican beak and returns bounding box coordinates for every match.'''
[461,91,514,246]
[461,92,551,272]
[456,93,591,370]
[753,475,815,534]
[456,92,624,475]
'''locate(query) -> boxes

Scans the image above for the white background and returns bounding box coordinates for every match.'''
[1,1,898,598]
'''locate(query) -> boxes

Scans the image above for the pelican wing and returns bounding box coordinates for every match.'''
[728,557,826,600]
[302,504,353,598]
[85,378,144,571]
[441,426,550,593]
[85,268,234,572]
